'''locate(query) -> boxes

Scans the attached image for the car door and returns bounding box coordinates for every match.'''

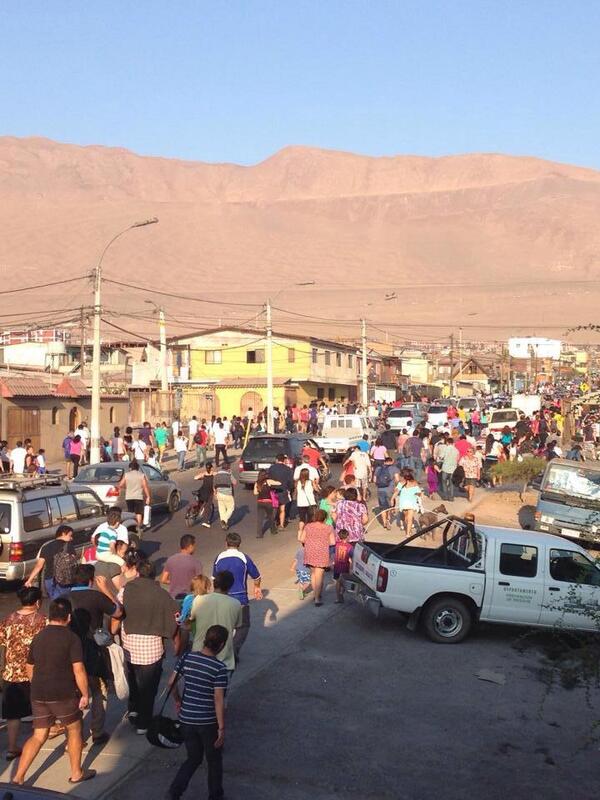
[484,540,543,625]
[71,490,106,546]
[539,547,600,631]
[141,464,168,506]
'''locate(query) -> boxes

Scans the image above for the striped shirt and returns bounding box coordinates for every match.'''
[177,652,228,725]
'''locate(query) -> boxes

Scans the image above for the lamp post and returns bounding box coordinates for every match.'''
[90,218,158,463]
[145,300,168,392]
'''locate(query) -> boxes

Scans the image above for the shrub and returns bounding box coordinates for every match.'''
[490,457,546,485]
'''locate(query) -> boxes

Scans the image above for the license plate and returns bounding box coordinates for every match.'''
[258,463,271,469]
[562,528,580,538]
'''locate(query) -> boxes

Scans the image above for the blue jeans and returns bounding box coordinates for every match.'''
[409,456,423,480]
[177,451,186,470]
[377,488,393,510]
[45,578,69,599]
[440,472,454,501]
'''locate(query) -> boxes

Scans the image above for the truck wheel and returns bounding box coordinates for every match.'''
[423,596,472,643]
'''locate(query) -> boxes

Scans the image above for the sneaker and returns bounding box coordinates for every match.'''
[201,522,211,528]
[298,587,305,600]
[136,728,148,735]
[220,520,227,530]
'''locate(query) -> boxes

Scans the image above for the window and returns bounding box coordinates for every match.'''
[348,354,354,369]
[205,350,222,365]
[0,503,11,533]
[288,348,295,363]
[74,492,104,519]
[246,349,265,364]
[317,387,325,400]
[142,465,164,482]
[51,406,59,425]
[324,351,331,366]
[500,544,538,578]
[328,388,335,401]
[549,549,600,586]
[357,359,362,374]
[336,353,342,367]
[57,494,78,522]
[22,499,50,532]
[312,348,318,364]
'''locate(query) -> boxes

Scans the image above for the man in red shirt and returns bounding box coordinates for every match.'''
[301,443,327,473]
[454,434,471,458]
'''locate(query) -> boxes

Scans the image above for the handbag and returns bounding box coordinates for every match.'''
[269,490,280,509]
[146,656,187,749]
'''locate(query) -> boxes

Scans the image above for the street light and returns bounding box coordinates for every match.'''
[90,217,158,464]
[145,300,168,392]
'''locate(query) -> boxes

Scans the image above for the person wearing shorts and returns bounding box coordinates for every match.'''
[14,597,95,786]
[117,460,151,529]
[459,447,481,503]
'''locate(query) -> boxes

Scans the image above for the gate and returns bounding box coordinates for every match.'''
[6,407,41,450]
[240,391,263,417]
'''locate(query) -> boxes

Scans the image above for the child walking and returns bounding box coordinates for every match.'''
[425,457,440,498]
[291,545,311,599]
[333,528,353,604]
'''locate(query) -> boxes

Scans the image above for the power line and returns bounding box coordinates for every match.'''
[103,278,263,308]
[0,274,90,296]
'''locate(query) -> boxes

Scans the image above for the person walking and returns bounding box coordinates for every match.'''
[213,532,261,660]
[62,432,74,478]
[0,586,46,761]
[375,456,399,529]
[194,463,215,527]
[459,445,481,503]
[14,597,95,786]
[254,470,281,538]
[391,469,423,537]
[268,453,294,528]
[131,433,148,463]
[440,436,459,502]
[167,625,229,800]
[300,509,336,607]
[159,535,203,599]
[122,560,179,734]
[295,467,318,537]
[213,423,230,467]
[188,416,199,452]
[193,424,209,468]
[154,422,169,464]
[117,460,151,530]
[214,461,236,531]
[175,430,189,471]
[25,524,78,599]
[334,488,369,544]
[190,570,243,680]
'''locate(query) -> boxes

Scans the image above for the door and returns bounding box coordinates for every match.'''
[240,391,263,417]
[6,407,41,451]
[72,490,106,546]
[485,541,543,624]
[69,406,80,433]
[141,464,169,506]
[539,547,600,631]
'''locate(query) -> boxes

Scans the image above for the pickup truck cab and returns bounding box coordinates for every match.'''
[315,414,376,458]
[346,516,600,643]
[488,408,519,436]
[534,458,600,546]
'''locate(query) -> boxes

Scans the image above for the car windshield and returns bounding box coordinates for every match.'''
[458,399,477,410]
[491,411,518,423]
[428,406,447,414]
[244,438,288,460]
[388,410,412,418]
[0,502,11,533]
[543,463,600,501]
[74,465,125,482]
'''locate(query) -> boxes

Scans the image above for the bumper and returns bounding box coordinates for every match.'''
[0,559,33,581]
[342,576,381,618]
[239,470,259,486]
[534,521,599,546]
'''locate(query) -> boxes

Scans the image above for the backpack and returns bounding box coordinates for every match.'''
[194,430,207,446]
[54,542,79,587]
[213,471,232,490]
[375,465,393,488]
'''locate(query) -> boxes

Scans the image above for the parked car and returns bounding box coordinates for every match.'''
[0,784,67,799]
[72,462,181,514]
[386,403,427,433]
[238,434,331,487]
[424,403,448,428]
[488,408,520,436]
[314,414,377,458]
[346,515,600,643]
[534,458,600,547]
[457,397,485,413]
[0,474,139,583]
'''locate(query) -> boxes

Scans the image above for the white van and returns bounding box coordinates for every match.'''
[315,414,376,457]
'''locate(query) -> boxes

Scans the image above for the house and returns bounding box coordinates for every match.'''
[366,343,402,402]
[0,374,128,463]
[159,327,359,419]
[397,351,432,385]
[435,357,492,396]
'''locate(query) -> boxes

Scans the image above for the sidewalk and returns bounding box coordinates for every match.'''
[0,569,341,798]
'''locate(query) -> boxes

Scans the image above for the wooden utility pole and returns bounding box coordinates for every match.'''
[449,333,455,396]
[80,306,86,379]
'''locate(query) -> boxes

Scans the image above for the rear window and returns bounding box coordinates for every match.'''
[74,466,124,482]
[458,399,478,410]
[23,498,51,532]
[428,406,447,414]
[244,439,288,460]
[491,410,518,423]
[0,502,12,533]
[388,409,412,418]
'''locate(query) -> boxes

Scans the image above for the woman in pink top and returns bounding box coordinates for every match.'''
[369,439,388,470]
[69,434,83,478]
[300,509,335,607]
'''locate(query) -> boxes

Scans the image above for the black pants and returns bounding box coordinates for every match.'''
[199,500,214,524]
[257,502,276,537]
[232,604,250,659]
[169,722,223,800]
[126,658,162,729]
[70,454,80,477]
[215,444,227,466]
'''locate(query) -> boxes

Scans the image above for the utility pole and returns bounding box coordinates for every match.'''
[361,318,368,406]
[79,306,86,379]
[449,333,455,396]
[266,298,274,433]
[458,327,463,385]
[91,218,158,464]
[159,307,168,393]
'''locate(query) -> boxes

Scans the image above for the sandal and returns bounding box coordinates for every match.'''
[69,769,97,784]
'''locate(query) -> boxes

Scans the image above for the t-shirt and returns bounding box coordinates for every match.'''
[268,463,294,493]
[356,439,370,453]
[132,440,148,460]
[188,419,199,436]
[154,427,168,446]
[139,427,153,445]
[94,557,123,583]
[174,436,188,453]
[190,592,243,671]
[441,446,459,474]
[454,439,471,459]
[10,447,27,474]
[66,587,116,632]
[213,427,228,446]
[28,625,83,701]
[213,548,260,606]
[94,522,129,553]
[348,451,370,480]
[176,652,229,725]
[301,447,320,468]
[370,445,387,461]
[293,464,319,482]
[164,552,203,598]
[39,539,76,579]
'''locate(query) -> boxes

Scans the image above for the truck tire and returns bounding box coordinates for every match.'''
[423,596,472,643]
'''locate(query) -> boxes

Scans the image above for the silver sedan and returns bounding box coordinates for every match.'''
[72,462,181,514]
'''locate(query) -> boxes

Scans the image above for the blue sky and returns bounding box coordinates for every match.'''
[1,1,599,167]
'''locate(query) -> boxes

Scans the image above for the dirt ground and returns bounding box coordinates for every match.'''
[472,487,537,530]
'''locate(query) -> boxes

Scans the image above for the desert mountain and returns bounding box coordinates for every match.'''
[1,136,599,344]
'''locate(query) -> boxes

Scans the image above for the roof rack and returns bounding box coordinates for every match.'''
[0,474,66,492]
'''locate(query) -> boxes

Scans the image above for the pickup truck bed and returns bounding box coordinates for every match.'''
[364,542,475,570]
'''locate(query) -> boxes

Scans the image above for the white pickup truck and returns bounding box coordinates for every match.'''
[346,516,600,643]
[315,414,376,458]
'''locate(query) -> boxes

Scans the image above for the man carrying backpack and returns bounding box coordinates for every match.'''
[375,456,400,530]
[25,525,78,599]
[193,424,209,468]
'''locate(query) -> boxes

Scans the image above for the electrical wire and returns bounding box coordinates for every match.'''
[0,274,90,295]
[103,278,263,308]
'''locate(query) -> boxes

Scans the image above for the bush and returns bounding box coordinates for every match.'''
[490,457,546,485]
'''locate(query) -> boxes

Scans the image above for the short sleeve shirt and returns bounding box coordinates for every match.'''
[39,539,76,579]
[213,549,260,606]
[190,592,243,671]
[177,652,229,725]
[94,522,129,554]
[164,552,203,599]
[65,588,116,632]
[28,625,83,701]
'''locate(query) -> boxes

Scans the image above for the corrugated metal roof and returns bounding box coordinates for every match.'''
[0,377,56,398]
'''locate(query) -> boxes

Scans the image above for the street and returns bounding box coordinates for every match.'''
[0,454,597,799]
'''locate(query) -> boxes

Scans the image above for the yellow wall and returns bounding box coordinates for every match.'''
[181,385,287,419]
